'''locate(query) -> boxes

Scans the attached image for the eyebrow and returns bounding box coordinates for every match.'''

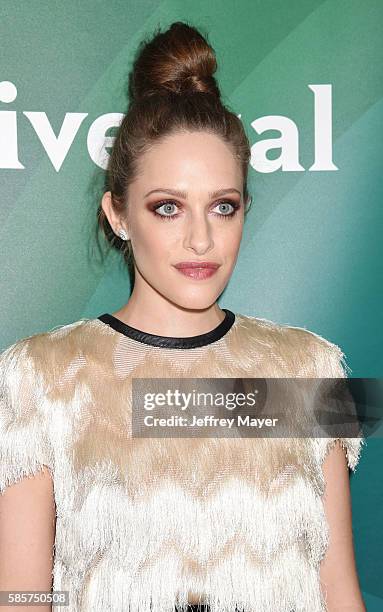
[144,187,241,199]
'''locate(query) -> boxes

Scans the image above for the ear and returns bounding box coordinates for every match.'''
[101,191,129,239]
[244,194,253,212]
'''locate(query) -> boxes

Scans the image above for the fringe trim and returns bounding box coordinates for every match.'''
[320,436,366,473]
[0,338,53,495]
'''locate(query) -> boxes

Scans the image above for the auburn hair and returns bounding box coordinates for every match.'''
[96,21,252,274]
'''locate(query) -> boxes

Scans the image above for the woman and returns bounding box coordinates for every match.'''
[0,21,365,612]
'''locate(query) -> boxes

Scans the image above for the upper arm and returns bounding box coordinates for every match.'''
[0,466,56,590]
[298,330,366,609]
[319,440,366,611]
[0,338,56,610]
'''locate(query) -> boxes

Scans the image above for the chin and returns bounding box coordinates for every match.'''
[166,292,222,311]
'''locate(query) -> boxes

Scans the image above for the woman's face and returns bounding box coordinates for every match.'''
[105,130,246,311]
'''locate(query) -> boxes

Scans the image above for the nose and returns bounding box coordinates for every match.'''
[183,209,214,254]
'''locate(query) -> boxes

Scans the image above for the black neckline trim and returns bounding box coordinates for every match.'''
[97,308,236,349]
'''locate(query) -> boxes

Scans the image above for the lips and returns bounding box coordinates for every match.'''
[173,262,221,280]
[174,262,220,270]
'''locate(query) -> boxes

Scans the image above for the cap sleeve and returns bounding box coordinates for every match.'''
[0,337,53,495]
[310,336,366,473]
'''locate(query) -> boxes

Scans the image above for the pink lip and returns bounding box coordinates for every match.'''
[173,261,221,280]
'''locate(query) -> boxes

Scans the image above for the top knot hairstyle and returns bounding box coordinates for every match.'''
[97,21,252,269]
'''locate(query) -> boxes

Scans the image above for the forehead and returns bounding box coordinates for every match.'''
[132,131,242,193]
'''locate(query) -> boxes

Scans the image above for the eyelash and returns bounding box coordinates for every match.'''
[152,199,240,221]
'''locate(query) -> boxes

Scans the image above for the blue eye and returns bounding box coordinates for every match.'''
[152,199,240,221]
[154,201,178,218]
[214,201,236,216]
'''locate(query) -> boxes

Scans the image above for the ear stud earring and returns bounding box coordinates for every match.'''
[118,229,129,241]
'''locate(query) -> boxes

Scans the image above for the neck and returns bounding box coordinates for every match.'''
[112,275,226,337]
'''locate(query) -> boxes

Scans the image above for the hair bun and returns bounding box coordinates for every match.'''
[129,21,221,103]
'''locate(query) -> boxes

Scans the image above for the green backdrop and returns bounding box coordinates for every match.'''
[1,1,382,607]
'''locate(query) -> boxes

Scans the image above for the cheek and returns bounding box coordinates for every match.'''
[217,222,243,253]
[131,223,174,262]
